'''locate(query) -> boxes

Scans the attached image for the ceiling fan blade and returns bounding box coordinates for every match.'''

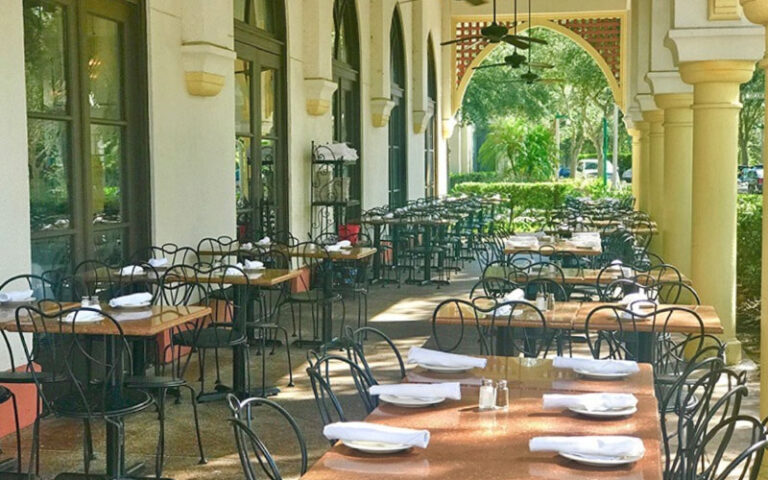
[473,63,508,70]
[525,36,548,45]
[464,0,490,5]
[441,35,485,46]
[539,79,565,83]
[501,36,530,49]
[528,62,555,69]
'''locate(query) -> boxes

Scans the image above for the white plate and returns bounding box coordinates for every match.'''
[417,363,474,374]
[113,301,152,310]
[559,451,643,467]
[573,368,631,380]
[568,406,638,418]
[341,440,412,454]
[379,394,445,408]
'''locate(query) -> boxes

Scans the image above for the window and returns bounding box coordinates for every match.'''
[24,0,148,273]
[388,11,407,207]
[234,0,287,239]
[332,0,361,219]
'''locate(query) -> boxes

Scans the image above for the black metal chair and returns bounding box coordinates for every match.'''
[430,298,480,353]
[469,277,520,299]
[130,244,198,267]
[306,354,376,430]
[0,386,21,475]
[688,415,768,480]
[226,394,308,480]
[471,298,552,357]
[343,325,406,383]
[18,306,155,478]
[196,235,240,263]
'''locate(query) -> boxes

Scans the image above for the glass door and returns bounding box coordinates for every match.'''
[25,0,147,273]
[388,12,407,208]
[235,43,285,239]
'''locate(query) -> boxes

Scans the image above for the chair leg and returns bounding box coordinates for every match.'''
[278,326,294,387]
[8,392,21,474]
[289,302,297,337]
[82,419,93,475]
[181,384,207,465]
[155,388,166,478]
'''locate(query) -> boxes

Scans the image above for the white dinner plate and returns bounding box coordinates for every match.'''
[567,405,638,418]
[341,440,412,454]
[113,301,152,310]
[559,451,643,467]
[417,363,474,374]
[379,394,445,408]
[573,368,631,380]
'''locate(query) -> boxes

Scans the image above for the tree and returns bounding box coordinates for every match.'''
[478,117,556,182]
[739,67,765,166]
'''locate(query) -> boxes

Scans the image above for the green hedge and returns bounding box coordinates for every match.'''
[449,171,500,189]
[737,194,762,300]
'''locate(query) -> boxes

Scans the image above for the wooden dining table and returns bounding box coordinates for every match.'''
[504,240,602,257]
[302,356,663,480]
[484,267,692,286]
[0,304,211,480]
[431,300,724,362]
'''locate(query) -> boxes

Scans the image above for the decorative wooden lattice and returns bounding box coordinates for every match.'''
[454,17,622,87]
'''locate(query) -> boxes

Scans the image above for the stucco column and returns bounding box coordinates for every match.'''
[637,122,651,212]
[741,0,768,418]
[626,124,646,210]
[642,110,665,254]
[655,93,694,276]
[680,60,755,364]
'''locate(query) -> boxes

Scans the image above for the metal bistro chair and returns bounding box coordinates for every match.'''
[226,394,308,480]
[342,325,406,383]
[430,299,481,354]
[306,354,376,431]
[472,298,552,358]
[688,415,768,480]
[130,244,198,267]
[18,306,156,478]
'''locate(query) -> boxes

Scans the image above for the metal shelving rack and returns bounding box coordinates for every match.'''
[310,141,360,239]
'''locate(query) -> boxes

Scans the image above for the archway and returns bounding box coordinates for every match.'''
[449,15,625,115]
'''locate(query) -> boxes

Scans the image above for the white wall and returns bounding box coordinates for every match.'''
[0,0,32,371]
[146,0,237,247]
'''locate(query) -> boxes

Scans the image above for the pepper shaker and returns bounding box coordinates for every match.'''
[495,380,509,411]
[546,293,556,311]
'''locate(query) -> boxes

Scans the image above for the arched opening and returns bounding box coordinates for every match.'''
[461,26,628,182]
[332,0,361,219]
[425,36,438,198]
[452,19,623,116]
[234,0,288,239]
[388,9,407,207]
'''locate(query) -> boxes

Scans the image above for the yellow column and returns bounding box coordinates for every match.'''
[741,0,768,419]
[655,94,694,276]
[637,122,651,213]
[680,60,755,365]
[626,124,646,210]
[643,110,665,254]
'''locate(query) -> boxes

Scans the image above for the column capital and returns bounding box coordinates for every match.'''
[679,60,756,85]
[642,109,665,125]
[741,0,768,26]
[655,93,694,110]
[635,120,651,135]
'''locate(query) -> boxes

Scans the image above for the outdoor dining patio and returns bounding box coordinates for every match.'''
[4,0,768,479]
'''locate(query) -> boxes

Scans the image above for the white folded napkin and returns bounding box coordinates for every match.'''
[63,309,103,324]
[407,347,487,369]
[325,245,343,252]
[369,382,461,400]
[109,292,153,308]
[384,213,395,219]
[336,240,352,248]
[552,356,639,374]
[244,259,264,270]
[495,289,527,316]
[573,232,600,239]
[224,263,246,276]
[619,292,648,305]
[0,289,34,303]
[148,258,168,268]
[529,436,645,458]
[240,242,254,250]
[323,422,429,449]
[120,265,145,276]
[542,393,637,412]
[256,236,271,246]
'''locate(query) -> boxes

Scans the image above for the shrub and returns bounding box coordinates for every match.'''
[737,194,762,300]
[449,171,500,189]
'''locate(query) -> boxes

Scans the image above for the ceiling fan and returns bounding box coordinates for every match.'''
[398,0,488,5]
[439,0,547,50]
[508,0,560,84]
[473,0,552,71]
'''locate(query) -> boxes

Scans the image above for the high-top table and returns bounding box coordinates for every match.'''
[302,356,663,480]
[0,304,211,480]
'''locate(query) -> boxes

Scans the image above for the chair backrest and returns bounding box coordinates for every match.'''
[431,298,478,353]
[472,297,550,357]
[599,278,652,302]
[17,305,133,417]
[292,241,330,289]
[655,281,701,305]
[469,277,520,299]
[306,354,376,428]
[343,325,406,382]
[226,394,308,480]
[0,274,58,302]
[689,415,767,480]
[520,278,569,302]
[196,235,239,263]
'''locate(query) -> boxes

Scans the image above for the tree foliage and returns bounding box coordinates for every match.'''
[461,28,625,174]
[478,117,556,182]
[739,67,765,166]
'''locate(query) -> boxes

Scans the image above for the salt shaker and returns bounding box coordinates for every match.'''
[478,379,496,411]
[495,380,509,411]
[535,292,547,311]
[546,293,556,311]
[80,296,91,308]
